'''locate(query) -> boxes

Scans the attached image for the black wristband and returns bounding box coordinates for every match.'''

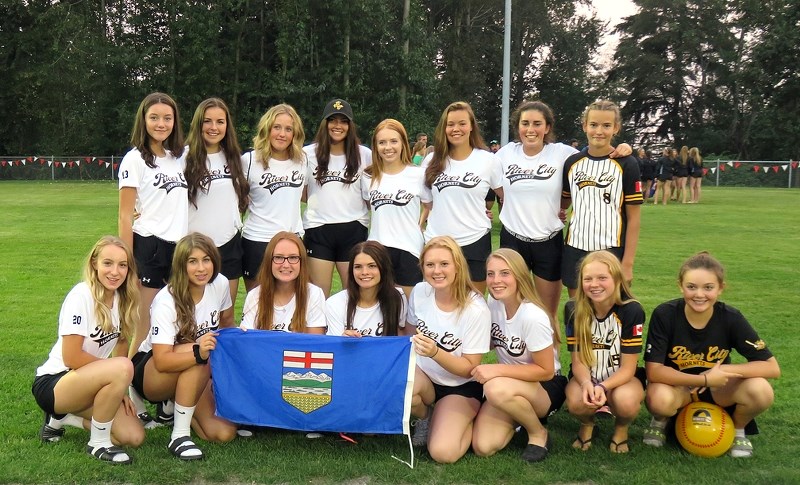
[193,343,208,365]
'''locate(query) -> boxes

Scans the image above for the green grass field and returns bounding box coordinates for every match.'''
[0,182,798,484]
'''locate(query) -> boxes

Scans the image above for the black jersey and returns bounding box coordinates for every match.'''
[644,299,773,375]
[565,299,645,381]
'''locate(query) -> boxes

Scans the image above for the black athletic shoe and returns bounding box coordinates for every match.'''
[39,414,64,443]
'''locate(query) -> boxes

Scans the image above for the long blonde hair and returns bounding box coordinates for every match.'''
[83,236,140,341]
[253,104,306,169]
[168,233,221,344]
[254,232,311,333]
[488,248,561,345]
[570,250,637,366]
[419,236,477,313]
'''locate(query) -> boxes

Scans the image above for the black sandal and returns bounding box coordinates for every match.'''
[168,436,204,461]
[572,425,595,451]
[610,439,630,454]
[86,445,133,465]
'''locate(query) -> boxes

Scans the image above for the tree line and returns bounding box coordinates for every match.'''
[1,0,796,160]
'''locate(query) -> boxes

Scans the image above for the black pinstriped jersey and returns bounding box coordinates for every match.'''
[565,300,645,382]
[562,152,642,251]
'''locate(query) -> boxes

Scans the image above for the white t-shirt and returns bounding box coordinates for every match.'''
[303,143,372,229]
[361,165,425,257]
[488,297,560,373]
[37,283,122,376]
[420,148,502,245]
[138,273,232,353]
[240,283,327,332]
[325,288,407,336]
[186,151,243,246]
[118,148,188,242]
[497,142,577,239]
[242,151,307,241]
[407,282,490,386]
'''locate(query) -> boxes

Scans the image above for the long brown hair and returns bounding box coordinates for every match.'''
[185,98,249,213]
[254,232,311,333]
[169,233,221,344]
[83,236,140,341]
[569,250,637,367]
[313,104,362,185]
[425,101,487,188]
[345,241,402,336]
[129,92,184,168]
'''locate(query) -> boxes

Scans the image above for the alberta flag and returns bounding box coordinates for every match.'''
[210,328,416,435]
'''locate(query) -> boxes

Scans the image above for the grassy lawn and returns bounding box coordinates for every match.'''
[0,181,798,484]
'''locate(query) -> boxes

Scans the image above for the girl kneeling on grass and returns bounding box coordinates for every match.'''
[325,241,407,337]
[642,252,780,457]
[408,236,491,463]
[33,236,143,465]
[471,249,566,463]
[240,231,326,334]
[565,250,645,454]
[131,233,238,461]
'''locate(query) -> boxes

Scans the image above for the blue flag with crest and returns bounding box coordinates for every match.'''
[211,328,415,435]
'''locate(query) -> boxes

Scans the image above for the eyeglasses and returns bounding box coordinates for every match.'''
[272,255,301,265]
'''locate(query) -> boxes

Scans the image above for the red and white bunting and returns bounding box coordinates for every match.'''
[782,165,788,171]
[710,167,717,174]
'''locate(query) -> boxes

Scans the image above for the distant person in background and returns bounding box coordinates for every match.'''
[676,146,690,203]
[184,98,249,306]
[416,132,428,147]
[411,140,427,166]
[489,140,500,153]
[303,99,372,297]
[241,104,307,293]
[33,236,143,464]
[118,92,186,360]
[688,147,704,203]
[570,139,580,150]
[636,148,656,202]
[653,148,674,206]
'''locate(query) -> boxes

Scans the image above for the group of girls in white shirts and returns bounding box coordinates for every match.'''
[32,93,779,465]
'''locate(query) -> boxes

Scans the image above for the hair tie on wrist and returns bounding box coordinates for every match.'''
[703,374,708,387]
[595,382,608,393]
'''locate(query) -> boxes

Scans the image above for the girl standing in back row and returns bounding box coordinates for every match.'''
[561,100,642,295]
[421,101,503,294]
[241,104,307,293]
[118,92,187,357]
[303,99,372,297]
[184,98,249,306]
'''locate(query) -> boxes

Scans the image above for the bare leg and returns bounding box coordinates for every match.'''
[427,395,481,464]
[307,257,335,298]
[130,285,159,357]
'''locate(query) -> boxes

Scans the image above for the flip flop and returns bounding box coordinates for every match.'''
[86,445,133,465]
[572,425,595,451]
[610,439,630,454]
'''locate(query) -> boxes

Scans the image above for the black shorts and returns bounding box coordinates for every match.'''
[561,245,624,290]
[658,174,673,182]
[540,374,568,420]
[691,171,703,178]
[32,371,68,416]
[218,232,243,280]
[304,221,368,262]
[241,237,268,280]
[461,231,492,283]
[131,350,153,402]
[433,380,484,403]
[696,387,759,435]
[499,226,563,282]
[386,246,422,287]
[134,233,176,289]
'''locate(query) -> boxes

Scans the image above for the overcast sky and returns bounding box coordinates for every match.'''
[589,0,639,65]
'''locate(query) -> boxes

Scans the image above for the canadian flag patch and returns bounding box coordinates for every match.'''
[633,323,643,336]
[634,180,643,193]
